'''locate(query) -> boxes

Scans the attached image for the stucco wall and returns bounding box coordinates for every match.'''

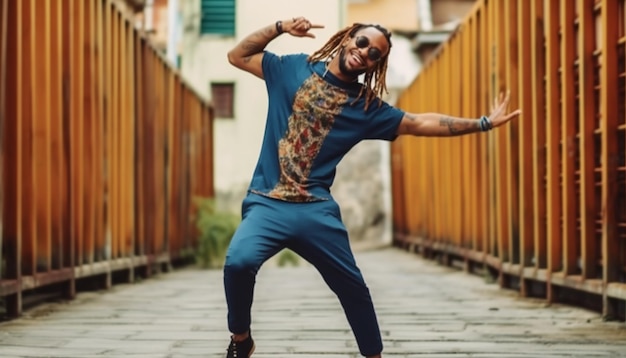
[347,0,419,31]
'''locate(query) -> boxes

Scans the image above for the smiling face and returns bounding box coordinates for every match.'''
[337,26,390,80]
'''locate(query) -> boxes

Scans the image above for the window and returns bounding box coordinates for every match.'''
[200,0,236,36]
[211,83,234,118]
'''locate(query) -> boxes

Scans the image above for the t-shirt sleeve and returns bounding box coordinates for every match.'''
[261,52,307,88]
[363,101,405,141]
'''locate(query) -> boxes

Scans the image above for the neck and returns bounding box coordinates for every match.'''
[326,57,358,83]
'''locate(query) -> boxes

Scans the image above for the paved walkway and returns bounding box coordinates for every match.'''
[0,248,625,358]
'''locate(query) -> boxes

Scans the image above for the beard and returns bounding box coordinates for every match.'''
[338,46,367,79]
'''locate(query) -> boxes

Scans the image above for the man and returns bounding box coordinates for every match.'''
[223,17,520,358]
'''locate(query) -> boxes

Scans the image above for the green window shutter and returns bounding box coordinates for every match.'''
[200,0,236,35]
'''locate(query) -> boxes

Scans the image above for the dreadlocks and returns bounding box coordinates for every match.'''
[308,23,392,111]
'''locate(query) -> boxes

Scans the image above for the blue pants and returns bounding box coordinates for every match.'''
[223,193,383,356]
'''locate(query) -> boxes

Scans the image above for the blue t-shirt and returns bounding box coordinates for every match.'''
[248,52,405,202]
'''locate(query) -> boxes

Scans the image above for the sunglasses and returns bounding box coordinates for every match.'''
[354,36,383,62]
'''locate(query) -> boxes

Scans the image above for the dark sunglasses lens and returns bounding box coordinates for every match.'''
[356,36,382,61]
[355,36,369,48]
[368,48,382,62]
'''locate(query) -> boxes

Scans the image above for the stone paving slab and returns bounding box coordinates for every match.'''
[0,248,625,357]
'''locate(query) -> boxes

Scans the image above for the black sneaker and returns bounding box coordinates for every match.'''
[226,334,255,358]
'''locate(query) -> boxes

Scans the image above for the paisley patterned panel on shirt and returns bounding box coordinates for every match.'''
[268,73,349,202]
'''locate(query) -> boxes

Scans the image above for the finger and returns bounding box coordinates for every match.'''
[503,109,522,121]
[502,92,509,109]
[493,95,503,114]
[309,23,325,29]
[500,91,511,107]
[294,18,307,27]
[295,22,308,32]
[509,109,522,117]
[498,91,507,108]
[500,92,509,108]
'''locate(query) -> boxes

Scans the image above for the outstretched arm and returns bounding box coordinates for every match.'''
[396,91,521,136]
[227,17,324,79]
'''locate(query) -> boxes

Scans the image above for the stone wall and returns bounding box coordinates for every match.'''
[333,141,391,248]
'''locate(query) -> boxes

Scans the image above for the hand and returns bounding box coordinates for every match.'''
[285,17,324,38]
[488,91,521,128]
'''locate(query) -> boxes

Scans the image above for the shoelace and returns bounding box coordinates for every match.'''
[227,340,239,357]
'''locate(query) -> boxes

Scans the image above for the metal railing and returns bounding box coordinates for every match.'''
[0,0,214,317]
[392,0,625,319]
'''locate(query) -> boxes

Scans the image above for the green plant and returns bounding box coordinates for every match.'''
[277,249,300,267]
[194,197,240,269]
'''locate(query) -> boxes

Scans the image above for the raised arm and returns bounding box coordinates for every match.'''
[396,91,521,136]
[227,17,324,79]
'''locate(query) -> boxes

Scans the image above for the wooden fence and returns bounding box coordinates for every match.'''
[0,0,214,317]
[392,0,625,320]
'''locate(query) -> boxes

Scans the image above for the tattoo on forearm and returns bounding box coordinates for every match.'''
[242,41,263,53]
[239,27,276,56]
[440,117,458,134]
[439,116,475,135]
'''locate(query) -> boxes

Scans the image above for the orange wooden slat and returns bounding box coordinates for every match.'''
[545,0,563,282]
[30,0,51,273]
[169,78,181,253]
[578,0,599,279]
[83,0,96,265]
[493,0,510,264]
[468,15,479,252]
[478,5,489,254]
[461,22,473,250]
[144,49,157,256]
[560,0,579,276]
[440,45,450,243]
[0,1,24,284]
[531,0,548,270]
[95,0,106,263]
[135,34,145,257]
[166,68,174,252]
[0,0,7,279]
[119,16,132,258]
[3,0,23,315]
[505,0,520,265]
[49,0,66,271]
[60,0,74,276]
[67,0,84,266]
[158,57,167,254]
[448,35,461,247]
[517,0,535,272]
[111,6,120,260]
[486,0,496,258]
[599,0,620,318]
[22,0,35,276]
